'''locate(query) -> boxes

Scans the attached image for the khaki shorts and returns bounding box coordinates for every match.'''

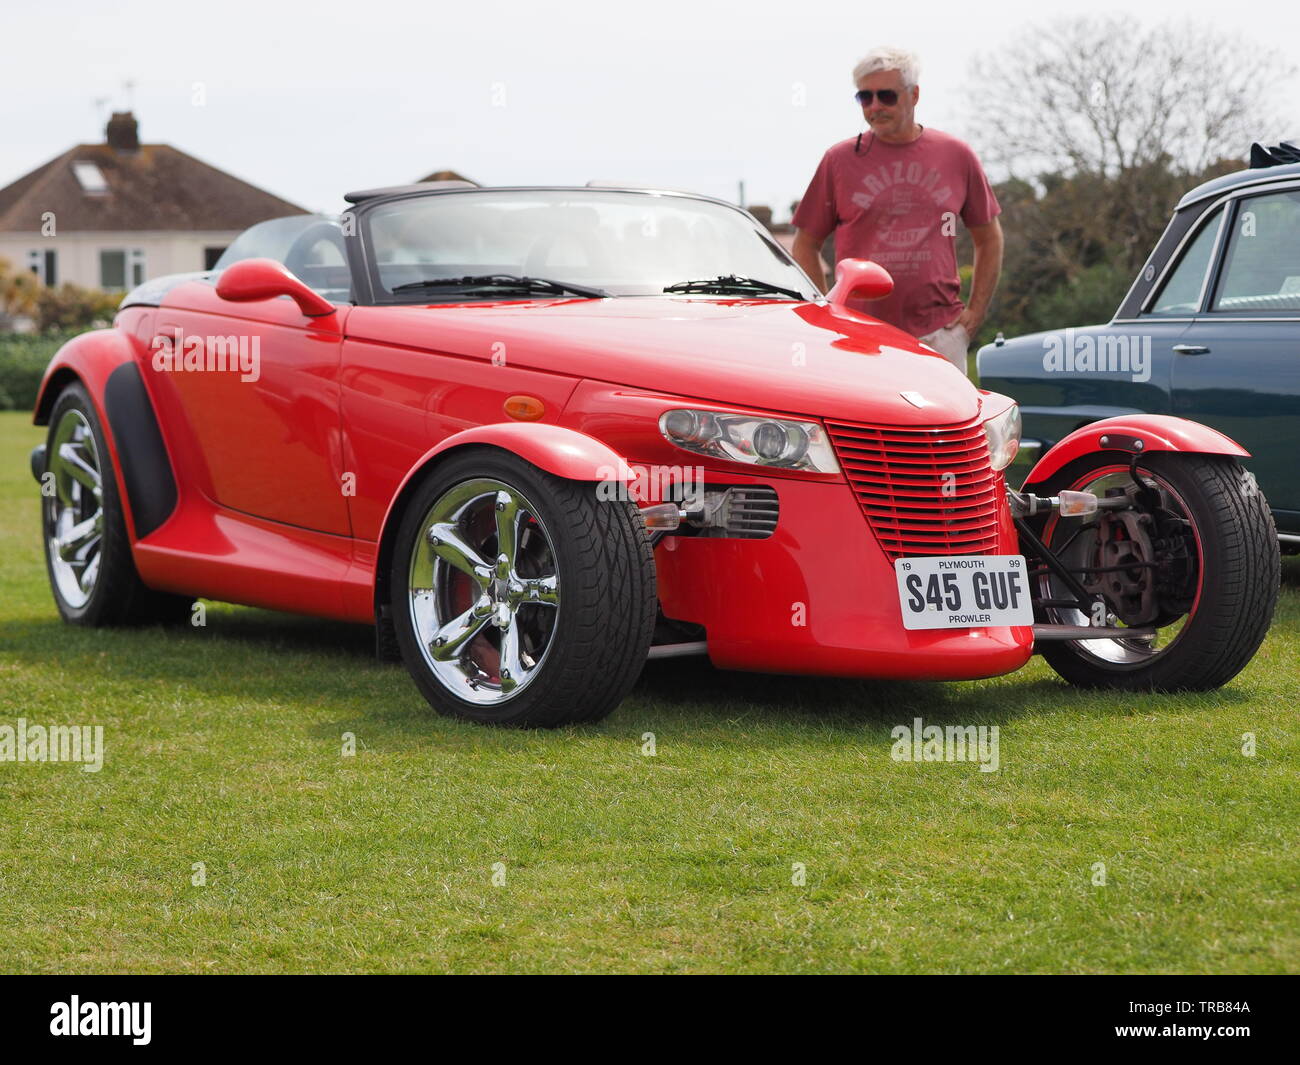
[918,322,970,373]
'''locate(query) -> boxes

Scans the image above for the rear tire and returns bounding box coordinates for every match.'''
[1033,452,1279,691]
[41,382,194,627]
[390,448,656,727]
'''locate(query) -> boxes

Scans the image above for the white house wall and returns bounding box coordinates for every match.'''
[0,230,240,290]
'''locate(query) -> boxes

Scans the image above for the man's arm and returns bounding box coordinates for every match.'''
[792,228,828,293]
[955,218,1003,335]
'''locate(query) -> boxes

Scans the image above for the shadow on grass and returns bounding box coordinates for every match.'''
[1,599,1259,747]
[630,655,1254,728]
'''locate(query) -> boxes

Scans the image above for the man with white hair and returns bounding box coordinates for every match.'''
[791,47,1003,372]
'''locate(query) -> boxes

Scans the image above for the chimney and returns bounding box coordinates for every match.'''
[106,111,139,153]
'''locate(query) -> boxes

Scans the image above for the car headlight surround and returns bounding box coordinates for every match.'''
[659,409,839,473]
[982,403,1021,471]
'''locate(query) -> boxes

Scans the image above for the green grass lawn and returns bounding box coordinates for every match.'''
[1,409,1297,973]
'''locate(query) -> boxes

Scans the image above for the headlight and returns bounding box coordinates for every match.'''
[982,404,1021,471]
[659,409,839,473]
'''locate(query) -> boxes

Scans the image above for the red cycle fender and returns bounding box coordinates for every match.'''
[1024,414,1249,487]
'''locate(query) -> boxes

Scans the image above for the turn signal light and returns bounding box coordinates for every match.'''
[504,395,545,421]
[639,503,682,531]
[1057,490,1099,517]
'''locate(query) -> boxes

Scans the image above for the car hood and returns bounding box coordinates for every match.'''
[345,297,981,425]
[977,323,1113,363]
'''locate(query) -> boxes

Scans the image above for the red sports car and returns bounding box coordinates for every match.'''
[30,184,1281,726]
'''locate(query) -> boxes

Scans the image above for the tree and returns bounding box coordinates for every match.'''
[960,17,1294,345]
[33,284,122,334]
[0,257,40,325]
[967,17,1295,182]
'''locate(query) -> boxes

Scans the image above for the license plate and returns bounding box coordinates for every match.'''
[895,555,1033,630]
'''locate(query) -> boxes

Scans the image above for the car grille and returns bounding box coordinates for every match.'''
[825,417,1001,560]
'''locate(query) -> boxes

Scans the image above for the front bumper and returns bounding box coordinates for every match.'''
[654,473,1034,680]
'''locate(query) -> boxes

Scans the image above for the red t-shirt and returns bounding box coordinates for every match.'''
[793,127,1000,338]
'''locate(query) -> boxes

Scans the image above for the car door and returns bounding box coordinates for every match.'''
[1169,185,1300,528]
[152,285,352,536]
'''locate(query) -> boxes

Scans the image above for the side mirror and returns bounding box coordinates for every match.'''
[826,258,894,306]
[216,258,336,317]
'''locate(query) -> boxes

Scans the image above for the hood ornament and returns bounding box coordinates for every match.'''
[900,391,932,408]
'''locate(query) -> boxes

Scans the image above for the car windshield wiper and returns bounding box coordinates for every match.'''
[663,275,804,300]
[391,274,608,298]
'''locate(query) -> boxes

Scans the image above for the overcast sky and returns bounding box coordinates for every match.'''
[5,0,1298,221]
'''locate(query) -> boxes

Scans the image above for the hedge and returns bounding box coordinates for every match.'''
[0,333,75,412]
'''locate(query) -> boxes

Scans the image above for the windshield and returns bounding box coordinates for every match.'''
[361,189,816,301]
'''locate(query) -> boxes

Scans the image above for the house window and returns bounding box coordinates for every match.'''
[100,250,126,289]
[27,248,57,286]
[100,248,145,290]
[204,246,226,271]
[72,161,109,194]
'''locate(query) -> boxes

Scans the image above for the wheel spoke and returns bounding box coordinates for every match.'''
[79,553,100,594]
[517,574,559,606]
[498,617,525,693]
[425,523,492,588]
[58,442,101,494]
[55,511,103,561]
[429,598,494,661]
[494,491,520,577]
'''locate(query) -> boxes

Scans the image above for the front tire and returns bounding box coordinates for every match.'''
[1032,451,1280,691]
[390,449,656,727]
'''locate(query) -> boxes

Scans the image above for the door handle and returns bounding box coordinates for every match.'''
[152,325,183,349]
[1172,343,1210,355]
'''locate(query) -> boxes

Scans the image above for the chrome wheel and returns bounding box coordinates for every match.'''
[44,408,105,610]
[1039,465,1201,667]
[407,478,559,705]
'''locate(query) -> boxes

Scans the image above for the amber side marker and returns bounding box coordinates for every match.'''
[504,395,546,421]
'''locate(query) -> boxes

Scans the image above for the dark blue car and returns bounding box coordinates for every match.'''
[979,144,1300,549]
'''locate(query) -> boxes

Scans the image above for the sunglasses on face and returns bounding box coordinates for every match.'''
[855,88,900,106]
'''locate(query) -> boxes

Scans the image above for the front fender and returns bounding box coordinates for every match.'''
[371,423,635,612]
[414,422,634,485]
[1023,414,1249,487]
[32,328,135,426]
